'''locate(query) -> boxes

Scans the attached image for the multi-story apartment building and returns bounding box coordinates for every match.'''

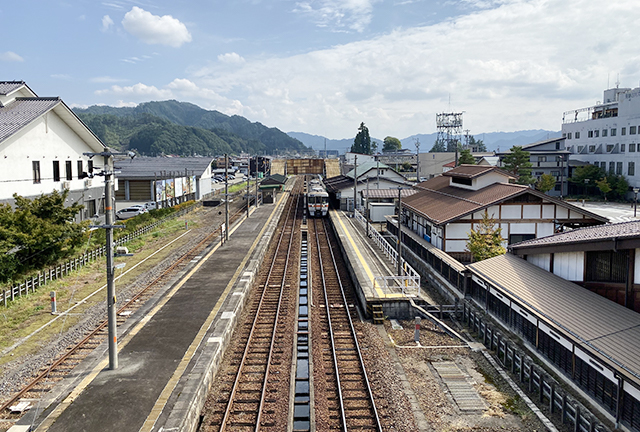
[562,86,640,192]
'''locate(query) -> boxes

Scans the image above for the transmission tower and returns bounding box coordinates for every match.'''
[436,112,463,164]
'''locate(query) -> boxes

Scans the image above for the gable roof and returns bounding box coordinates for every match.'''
[262,173,287,185]
[345,161,394,179]
[114,157,215,179]
[405,174,607,226]
[441,164,515,180]
[325,174,408,193]
[0,81,28,96]
[510,220,640,254]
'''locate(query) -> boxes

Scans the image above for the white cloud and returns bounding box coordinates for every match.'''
[0,51,24,62]
[95,83,173,99]
[121,6,192,47]
[187,0,640,139]
[101,15,114,32]
[217,52,245,64]
[293,0,378,32]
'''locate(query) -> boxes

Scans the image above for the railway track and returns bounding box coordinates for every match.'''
[202,180,301,432]
[310,217,382,431]
[0,201,249,420]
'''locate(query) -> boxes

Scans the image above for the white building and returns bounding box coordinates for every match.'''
[0,81,107,220]
[562,85,640,191]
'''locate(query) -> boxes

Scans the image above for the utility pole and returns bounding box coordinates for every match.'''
[353,155,357,216]
[366,176,370,237]
[255,156,259,209]
[414,138,420,183]
[397,186,403,277]
[83,150,130,370]
[247,164,250,218]
[225,153,229,241]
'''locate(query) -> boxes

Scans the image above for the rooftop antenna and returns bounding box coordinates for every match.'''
[616,74,620,88]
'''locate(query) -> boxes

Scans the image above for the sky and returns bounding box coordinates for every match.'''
[2,0,639,140]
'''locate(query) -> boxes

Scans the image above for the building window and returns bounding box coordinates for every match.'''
[32,161,41,184]
[535,171,544,176]
[551,171,560,177]
[555,141,561,149]
[609,162,615,174]
[595,130,600,137]
[611,128,616,136]
[567,132,572,139]
[630,143,637,152]
[631,126,637,135]
[65,160,72,181]
[586,250,628,282]
[575,131,580,139]
[53,161,60,182]
[554,184,561,191]
[593,161,599,167]
[629,162,635,176]
[617,161,623,175]
[77,161,84,179]
[602,129,608,137]
[606,144,614,152]
[88,160,94,173]
[621,127,626,136]
[621,144,626,152]
[538,156,547,162]
[588,130,594,138]
[600,162,606,170]
[589,145,596,152]
[509,233,535,244]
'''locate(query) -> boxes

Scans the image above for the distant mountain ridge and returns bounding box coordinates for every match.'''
[75,101,308,156]
[289,129,560,153]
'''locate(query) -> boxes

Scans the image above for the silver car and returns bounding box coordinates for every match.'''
[116,206,147,220]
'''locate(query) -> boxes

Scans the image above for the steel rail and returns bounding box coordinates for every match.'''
[0,203,247,415]
[219,183,300,432]
[318,217,383,432]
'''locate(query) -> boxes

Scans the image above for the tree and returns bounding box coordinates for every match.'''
[351,122,372,154]
[447,140,461,153]
[401,162,413,172]
[466,210,506,262]
[429,139,446,152]
[607,174,629,201]
[371,140,379,154]
[468,136,487,152]
[502,146,534,185]
[383,136,402,153]
[535,173,556,193]
[596,177,612,200]
[458,149,476,165]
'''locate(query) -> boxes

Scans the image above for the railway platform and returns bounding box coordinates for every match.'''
[11,188,291,432]
[328,209,430,320]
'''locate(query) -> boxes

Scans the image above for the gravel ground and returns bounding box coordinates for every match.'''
[0,200,244,431]
[387,319,547,431]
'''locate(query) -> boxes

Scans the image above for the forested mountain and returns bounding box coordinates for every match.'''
[74,101,308,156]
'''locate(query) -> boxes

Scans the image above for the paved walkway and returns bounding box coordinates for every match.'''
[19,199,284,432]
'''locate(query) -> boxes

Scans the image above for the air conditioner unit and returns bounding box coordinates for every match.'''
[84,179,92,188]
[62,181,71,190]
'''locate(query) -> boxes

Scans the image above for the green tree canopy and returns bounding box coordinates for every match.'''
[466,210,506,262]
[351,122,372,154]
[535,173,556,193]
[429,139,446,152]
[0,190,85,283]
[468,136,487,152]
[383,136,402,153]
[502,146,534,185]
[597,177,612,200]
[458,149,476,165]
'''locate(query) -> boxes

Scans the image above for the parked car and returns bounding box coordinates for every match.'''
[143,202,157,210]
[116,206,147,220]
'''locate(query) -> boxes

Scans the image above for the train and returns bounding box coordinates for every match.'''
[305,176,329,217]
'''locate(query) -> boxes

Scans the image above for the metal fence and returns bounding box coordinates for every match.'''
[373,275,420,297]
[1,202,201,307]
[464,303,612,432]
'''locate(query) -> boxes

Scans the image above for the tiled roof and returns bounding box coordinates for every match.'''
[510,220,640,250]
[0,81,25,95]
[468,253,640,381]
[114,157,214,179]
[442,164,514,179]
[345,161,392,179]
[362,188,417,199]
[0,97,61,143]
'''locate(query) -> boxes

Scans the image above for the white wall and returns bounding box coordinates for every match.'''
[636,249,640,284]
[554,252,584,282]
[527,254,551,271]
[0,111,96,200]
[501,206,521,219]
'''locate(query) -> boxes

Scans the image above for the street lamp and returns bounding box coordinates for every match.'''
[634,187,639,218]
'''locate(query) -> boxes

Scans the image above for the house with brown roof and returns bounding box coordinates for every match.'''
[0,81,107,220]
[401,165,607,261]
[510,220,640,313]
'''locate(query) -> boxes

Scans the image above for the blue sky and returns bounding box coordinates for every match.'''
[2,0,639,140]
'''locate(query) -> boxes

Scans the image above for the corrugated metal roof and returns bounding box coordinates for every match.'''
[0,81,25,95]
[441,164,515,180]
[511,220,640,250]
[468,253,640,381]
[0,97,61,143]
[345,161,392,179]
[114,157,214,179]
[362,188,417,199]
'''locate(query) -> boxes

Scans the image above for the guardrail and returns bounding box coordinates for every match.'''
[353,210,421,284]
[1,202,202,307]
[373,275,420,297]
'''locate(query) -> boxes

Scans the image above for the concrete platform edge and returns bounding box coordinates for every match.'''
[160,193,289,432]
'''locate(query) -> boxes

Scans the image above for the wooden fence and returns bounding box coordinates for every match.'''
[463,303,612,432]
[1,203,201,307]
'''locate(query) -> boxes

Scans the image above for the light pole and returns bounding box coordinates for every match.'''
[396,186,403,276]
[584,178,590,196]
[634,187,639,218]
[415,138,420,183]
